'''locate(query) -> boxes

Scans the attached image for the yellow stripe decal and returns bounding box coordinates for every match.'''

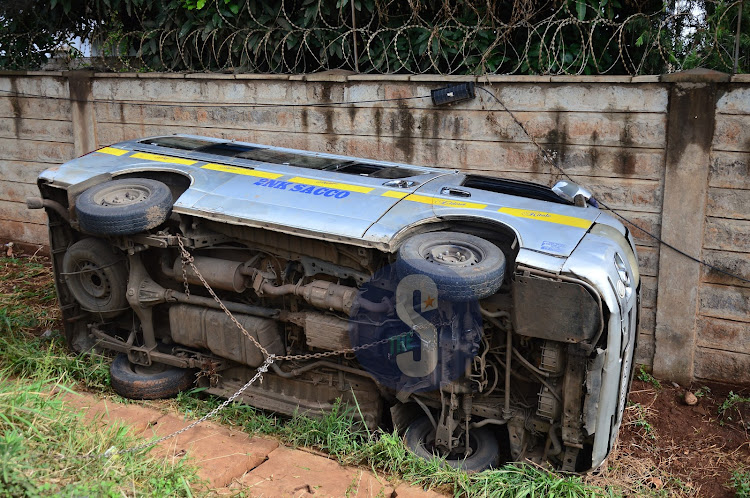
[96,147,129,156]
[499,207,592,229]
[202,163,283,179]
[130,152,197,166]
[382,190,409,199]
[387,192,487,210]
[287,177,374,194]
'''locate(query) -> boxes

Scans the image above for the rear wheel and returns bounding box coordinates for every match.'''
[62,238,128,319]
[404,416,499,472]
[110,354,195,400]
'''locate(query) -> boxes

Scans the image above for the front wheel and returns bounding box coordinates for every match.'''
[396,231,506,302]
[404,416,499,472]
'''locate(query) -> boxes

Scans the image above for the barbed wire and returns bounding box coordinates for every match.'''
[0,0,746,75]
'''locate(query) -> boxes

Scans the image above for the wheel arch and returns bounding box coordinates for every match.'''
[112,170,192,204]
[390,216,520,270]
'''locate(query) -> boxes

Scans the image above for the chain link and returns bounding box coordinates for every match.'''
[176,236,416,362]
[178,236,271,358]
[178,237,191,299]
[83,236,419,459]
[94,355,274,460]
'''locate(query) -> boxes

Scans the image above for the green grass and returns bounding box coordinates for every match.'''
[0,376,203,497]
[0,256,110,388]
[0,257,57,335]
[637,366,662,390]
[1,254,610,497]
[171,391,607,497]
[628,402,656,441]
[732,469,750,497]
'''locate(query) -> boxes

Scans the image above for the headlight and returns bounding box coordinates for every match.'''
[590,223,640,288]
[614,252,630,286]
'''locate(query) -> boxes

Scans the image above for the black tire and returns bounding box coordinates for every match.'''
[62,238,129,319]
[396,232,505,302]
[405,416,499,472]
[110,354,196,400]
[75,178,172,235]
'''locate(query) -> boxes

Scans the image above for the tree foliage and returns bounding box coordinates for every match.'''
[0,0,745,74]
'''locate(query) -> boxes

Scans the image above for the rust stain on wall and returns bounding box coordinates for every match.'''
[394,102,415,163]
[8,77,22,138]
[616,115,636,176]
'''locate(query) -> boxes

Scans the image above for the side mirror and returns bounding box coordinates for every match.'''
[552,180,594,207]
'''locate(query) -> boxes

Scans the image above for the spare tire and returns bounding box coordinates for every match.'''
[110,354,196,400]
[396,231,505,302]
[75,178,172,235]
[62,238,128,319]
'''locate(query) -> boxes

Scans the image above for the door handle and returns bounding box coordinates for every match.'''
[440,187,471,198]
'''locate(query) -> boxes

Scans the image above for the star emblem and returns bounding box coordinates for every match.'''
[423,295,436,309]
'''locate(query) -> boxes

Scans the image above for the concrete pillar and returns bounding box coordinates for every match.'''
[66,71,97,157]
[652,69,729,384]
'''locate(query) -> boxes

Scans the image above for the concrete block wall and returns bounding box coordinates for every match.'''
[0,70,747,384]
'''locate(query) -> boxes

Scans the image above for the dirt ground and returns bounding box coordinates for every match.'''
[592,378,750,497]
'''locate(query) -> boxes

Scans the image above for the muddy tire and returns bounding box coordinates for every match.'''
[396,232,505,302]
[110,354,195,400]
[75,179,172,235]
[405,416,499,472]
[62,238,129,319]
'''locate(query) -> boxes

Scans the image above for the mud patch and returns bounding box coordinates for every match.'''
[145,205,170,228]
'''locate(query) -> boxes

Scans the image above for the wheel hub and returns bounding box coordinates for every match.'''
[94,185,151,206]
[423,243,481,267]
[76,261,112,300]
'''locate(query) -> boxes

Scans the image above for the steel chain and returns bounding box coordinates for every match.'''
[178,236,271,358]
[177,236,418,362]
[92,355,274,460]
[82,237,421,459]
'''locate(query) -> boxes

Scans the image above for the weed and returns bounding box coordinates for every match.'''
[0,256,110,388]
[719,392,750,418]
[629,402,656,440]
[732,469,750,497]
[0,256,58,335]
[694,385,711,398]
[170,387,607,496]
[637,366,662,390]
[718,392,750,429]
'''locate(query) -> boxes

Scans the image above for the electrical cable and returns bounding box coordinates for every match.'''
[476,85,750,284]
[1,85,747,283]
[0,87,430,108]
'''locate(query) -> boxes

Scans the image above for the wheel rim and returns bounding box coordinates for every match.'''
[74,261,112,302]
[419,241,484,267]
[93,184,152,206]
